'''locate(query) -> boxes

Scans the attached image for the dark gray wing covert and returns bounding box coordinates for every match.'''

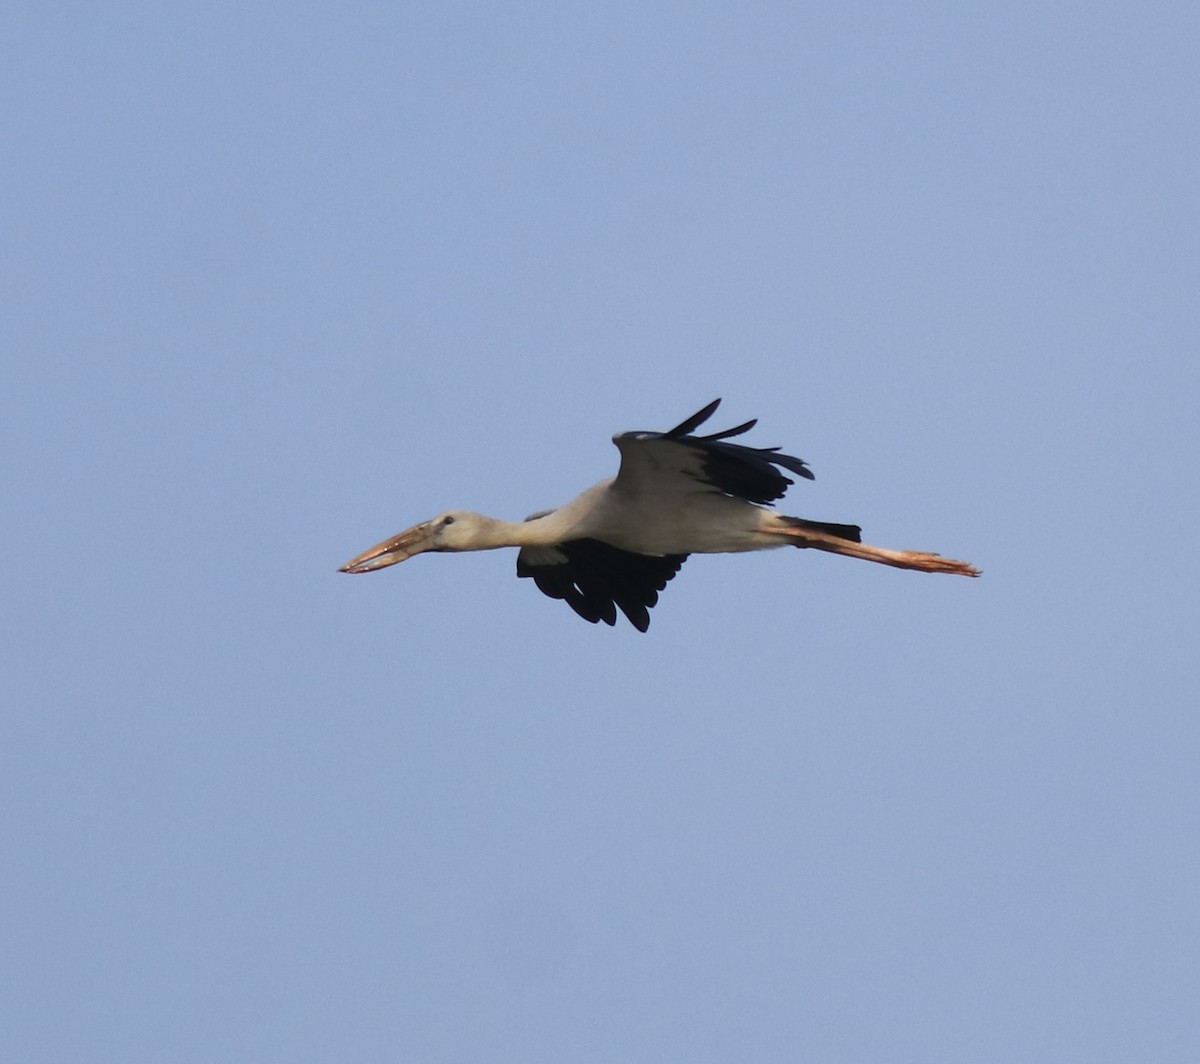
[615,398,815,505]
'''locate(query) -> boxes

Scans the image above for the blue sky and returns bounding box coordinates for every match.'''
[4,3,1198,1061]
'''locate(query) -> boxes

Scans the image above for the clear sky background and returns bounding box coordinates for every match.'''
[4,3,1198,1062]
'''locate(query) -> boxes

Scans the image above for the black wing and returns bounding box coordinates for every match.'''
[614,398,815,505]
[516,538,688,632]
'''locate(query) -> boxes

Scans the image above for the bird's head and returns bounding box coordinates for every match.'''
[338,511,494,573]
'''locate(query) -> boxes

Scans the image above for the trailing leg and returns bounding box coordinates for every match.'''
[774,516,980,577]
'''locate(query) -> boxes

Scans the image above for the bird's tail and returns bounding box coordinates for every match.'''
[774,515,980,577]
[777,516,864,542]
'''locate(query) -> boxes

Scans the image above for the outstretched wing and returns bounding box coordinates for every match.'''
[612,398,814,505]
[516,537,687,632]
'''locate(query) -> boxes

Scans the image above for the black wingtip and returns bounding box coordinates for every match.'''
[665,399,722,438]
[699,418,757,441]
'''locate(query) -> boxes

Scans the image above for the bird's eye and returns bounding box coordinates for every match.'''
[442,515,455,525]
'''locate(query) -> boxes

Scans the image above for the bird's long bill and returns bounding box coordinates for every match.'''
[338,521,436,574]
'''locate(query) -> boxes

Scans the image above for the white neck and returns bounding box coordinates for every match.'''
[459,511,568,550]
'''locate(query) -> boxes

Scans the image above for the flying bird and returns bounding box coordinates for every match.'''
[340,399,979,631]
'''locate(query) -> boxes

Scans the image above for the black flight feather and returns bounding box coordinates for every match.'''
[517,538,687,632]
